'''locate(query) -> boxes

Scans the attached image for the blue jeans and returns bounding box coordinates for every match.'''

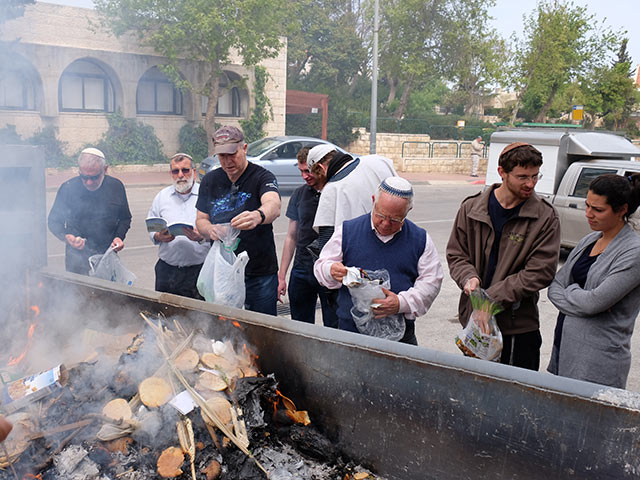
[288,267,338,328]
[244,273,278,316]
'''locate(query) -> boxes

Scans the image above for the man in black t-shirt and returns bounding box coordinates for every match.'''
[277,148,338,327]
[48,148,132,275]
[196,126,281,315]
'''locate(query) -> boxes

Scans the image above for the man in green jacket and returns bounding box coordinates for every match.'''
[446,142,561,370]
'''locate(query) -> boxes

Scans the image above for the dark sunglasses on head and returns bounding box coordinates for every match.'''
[171,168,192,175]
[79,172,103,181]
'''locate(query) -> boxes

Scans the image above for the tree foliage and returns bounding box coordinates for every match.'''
[240,66,271,143]
[95,110,165,165]
[443,4,506,117]
[377,0,487,119]
[94,0,288,153]
[584,39,640,134]
[510,0,619,123]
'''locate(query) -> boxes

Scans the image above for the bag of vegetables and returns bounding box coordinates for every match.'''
[455,289,503,361]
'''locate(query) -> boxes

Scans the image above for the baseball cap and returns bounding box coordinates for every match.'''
[213,126,244,155]
[307,144,336,169]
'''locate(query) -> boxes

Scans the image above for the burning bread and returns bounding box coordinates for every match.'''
[174,348,199,371]
[201,353,235,372]
[102,398,133,421]
[201,395,233,426]
[157,446,185,477]
[139,377,172,408]
[196,371,227,392]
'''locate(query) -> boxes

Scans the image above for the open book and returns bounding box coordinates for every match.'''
[145,217,194,237]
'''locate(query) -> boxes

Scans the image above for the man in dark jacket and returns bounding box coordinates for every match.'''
[48,148,132,275]
[446,142,561,370]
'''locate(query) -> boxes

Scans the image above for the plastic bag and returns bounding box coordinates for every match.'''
[88,247,136,286]
[455,289,503,361]
[196,224,249,308]
[344,267,405,341]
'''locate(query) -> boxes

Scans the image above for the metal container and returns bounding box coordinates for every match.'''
[36,270,640,480]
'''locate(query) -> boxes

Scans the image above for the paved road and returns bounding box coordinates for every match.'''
[45,176,640,392]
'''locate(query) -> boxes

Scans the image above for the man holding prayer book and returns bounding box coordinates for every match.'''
[147,153,210,298]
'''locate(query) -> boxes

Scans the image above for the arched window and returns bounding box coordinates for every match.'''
[0,69,35,110]
[59,59,115,112]
[137,67,183,115]
[201,73,245,117]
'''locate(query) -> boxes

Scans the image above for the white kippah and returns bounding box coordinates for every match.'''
[81,147,105,159]
[380,176,413,198]
[307,144,336,169]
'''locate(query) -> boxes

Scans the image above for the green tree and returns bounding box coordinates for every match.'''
[378,0,486,119]
[287,0,367,94]
[94,0,288,153]
[584,39,640,133]
[443,7,506,117]
[509,1,619,123]
[0,0,34,25]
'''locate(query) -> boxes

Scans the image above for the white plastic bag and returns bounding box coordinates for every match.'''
[88,247,136,286]
[197,224,249,308]
[344,267,405,341]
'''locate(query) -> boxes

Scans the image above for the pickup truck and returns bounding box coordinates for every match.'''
[485,129,640,248]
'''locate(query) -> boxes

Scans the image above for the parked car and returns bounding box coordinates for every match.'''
[197,135,348,189]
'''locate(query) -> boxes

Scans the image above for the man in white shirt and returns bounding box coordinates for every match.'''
[148,153,210,298]
[314,177,443,344]
[305,144,397,258]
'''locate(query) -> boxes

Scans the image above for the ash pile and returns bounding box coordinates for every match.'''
[0,312,380,480]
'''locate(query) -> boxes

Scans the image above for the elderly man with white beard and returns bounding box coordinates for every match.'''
[147,153,210,298]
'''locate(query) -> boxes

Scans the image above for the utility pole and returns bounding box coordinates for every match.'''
[370,0,379,154]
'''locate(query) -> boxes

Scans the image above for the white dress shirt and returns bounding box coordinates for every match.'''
[313,217,443,319]
[148,183,210,267]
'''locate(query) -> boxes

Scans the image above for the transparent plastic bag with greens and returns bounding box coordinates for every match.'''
[344,267,405,341]
[197,223,248,308]
[455,288,503,361]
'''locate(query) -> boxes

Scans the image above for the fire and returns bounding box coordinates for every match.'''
[231,321,244,330]
[242,343,258,363]
[273,389,311,426]
[22,474,42,480]
[7,306,40,367]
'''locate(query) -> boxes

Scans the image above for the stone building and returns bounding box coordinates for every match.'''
[0,3,287,156]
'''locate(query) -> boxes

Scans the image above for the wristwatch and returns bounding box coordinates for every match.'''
[257,209,266,225]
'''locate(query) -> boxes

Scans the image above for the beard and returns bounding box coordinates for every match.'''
[173,176,194,194]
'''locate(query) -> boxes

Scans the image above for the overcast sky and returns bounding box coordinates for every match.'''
[40,0,640,67]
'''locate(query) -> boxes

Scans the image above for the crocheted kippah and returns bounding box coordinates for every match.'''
[380,176,413,199]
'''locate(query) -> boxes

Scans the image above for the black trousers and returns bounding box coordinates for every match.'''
[500,330,542,371]
[154,259,203,300]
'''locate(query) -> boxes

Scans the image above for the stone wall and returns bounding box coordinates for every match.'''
[346,129,487,174]
[0,3,287,156]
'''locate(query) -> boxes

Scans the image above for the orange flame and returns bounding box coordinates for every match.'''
[231,321,244,330]
[22,474,42,480]
[7,306,39,367]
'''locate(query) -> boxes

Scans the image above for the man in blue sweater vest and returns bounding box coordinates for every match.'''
[314,177,443,344]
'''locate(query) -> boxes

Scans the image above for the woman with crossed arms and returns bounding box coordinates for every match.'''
[548,174,640,389]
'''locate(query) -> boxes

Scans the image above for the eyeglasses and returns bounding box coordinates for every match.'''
[510,172,543,183]
[79,172,103,182]
[373,210,405,225]
[171,168,192,175]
